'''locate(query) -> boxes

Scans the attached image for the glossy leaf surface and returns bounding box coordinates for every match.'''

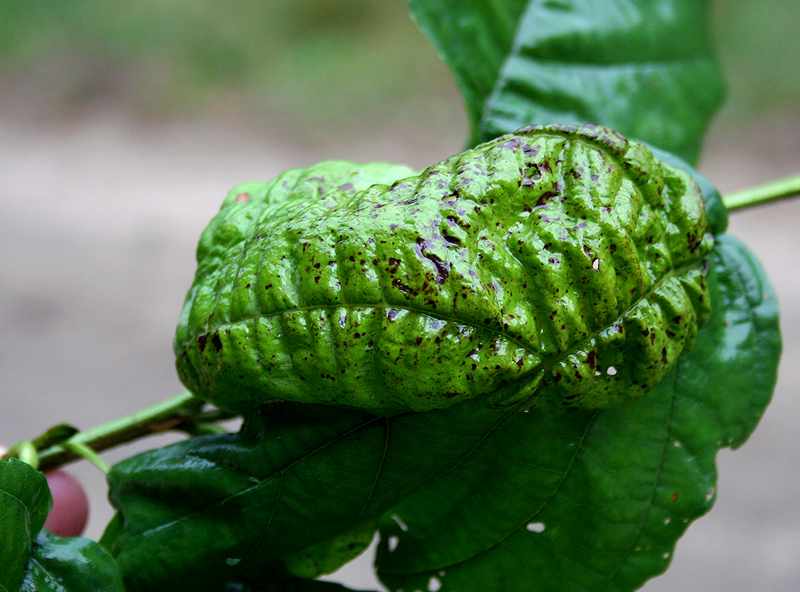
[175,124,713,416]
[375,234,779,592]
[109,230,778,592]
[409,0,725,164]
[21,530,124,592]
[106,399,520,590]
[0,459,124,592]
[0,459,51,592]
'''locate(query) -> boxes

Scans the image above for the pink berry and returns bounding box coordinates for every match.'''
[44,469,89,537]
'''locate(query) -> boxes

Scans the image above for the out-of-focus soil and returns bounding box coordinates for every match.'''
[1,112,798,591]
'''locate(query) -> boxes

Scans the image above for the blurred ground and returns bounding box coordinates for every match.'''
[1,110,798,592]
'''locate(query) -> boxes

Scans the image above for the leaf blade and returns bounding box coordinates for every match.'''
[21,530,125,592]
[0,459,51,592]
[374,234,779,592]
[409,0,725,163]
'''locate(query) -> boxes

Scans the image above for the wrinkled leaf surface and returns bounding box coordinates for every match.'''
[175,125,713,416]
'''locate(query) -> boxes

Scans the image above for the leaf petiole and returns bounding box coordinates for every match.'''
[722,172,800,211]
[33,391,212,472]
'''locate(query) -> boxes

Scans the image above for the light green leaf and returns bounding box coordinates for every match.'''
[374,234,779,592]
[175,125,713,417]
[409,0,725,164]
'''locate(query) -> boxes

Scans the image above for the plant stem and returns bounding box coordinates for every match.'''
[35,391,207,472]
[723,172,800,211]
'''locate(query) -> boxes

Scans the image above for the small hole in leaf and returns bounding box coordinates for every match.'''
[388,536,399,552]
[428,576,442,591]
[525,165,541,180]
[606,366,617,376]
[392,514,409,531]
[526,522,546,533]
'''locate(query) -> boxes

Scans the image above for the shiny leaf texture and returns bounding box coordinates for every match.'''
[175,124,713,416]
[374,234,779,592]
[105,398,522,590]
[0,460,124,592]
[0,459,51,592]
[21,530,124,592]
[108,231,778,592]
[409,0,725,164]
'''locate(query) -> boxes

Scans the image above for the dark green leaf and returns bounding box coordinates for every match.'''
[222,575,377,592]
[409,0,725,164]
[21,530,125,592]
[106,401,514,591]
[0,459,124,592]
[0,458,51,592]
[374,234,779,592]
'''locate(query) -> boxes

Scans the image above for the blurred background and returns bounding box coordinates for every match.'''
[0,1,798,590]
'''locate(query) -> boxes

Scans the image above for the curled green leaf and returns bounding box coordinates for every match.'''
[176,124,713,415]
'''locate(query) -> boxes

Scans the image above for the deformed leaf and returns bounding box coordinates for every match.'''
[175,124,713,416]
[409,0,725,164]
[374,234,779,592]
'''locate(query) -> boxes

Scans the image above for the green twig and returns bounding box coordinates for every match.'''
[32,391,209,472]
[62,440,112,474]
[723,172,800,211]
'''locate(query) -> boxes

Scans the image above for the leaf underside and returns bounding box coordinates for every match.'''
[409,0,725,164]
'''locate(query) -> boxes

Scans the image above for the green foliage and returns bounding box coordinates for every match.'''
[102,162,779,591]
[0,460,124,592]
[0,459,50,592]
[20,530,124,592]
[409,0,725,164]
[0,1,786,591]
[375,235,779,592]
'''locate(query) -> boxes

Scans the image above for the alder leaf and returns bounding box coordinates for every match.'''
[374,234,779,592]
[0,459,51,592]
[175,125,713,416]
[21,530,124,592]
[409,0,725,164]
[0,459,123,592]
